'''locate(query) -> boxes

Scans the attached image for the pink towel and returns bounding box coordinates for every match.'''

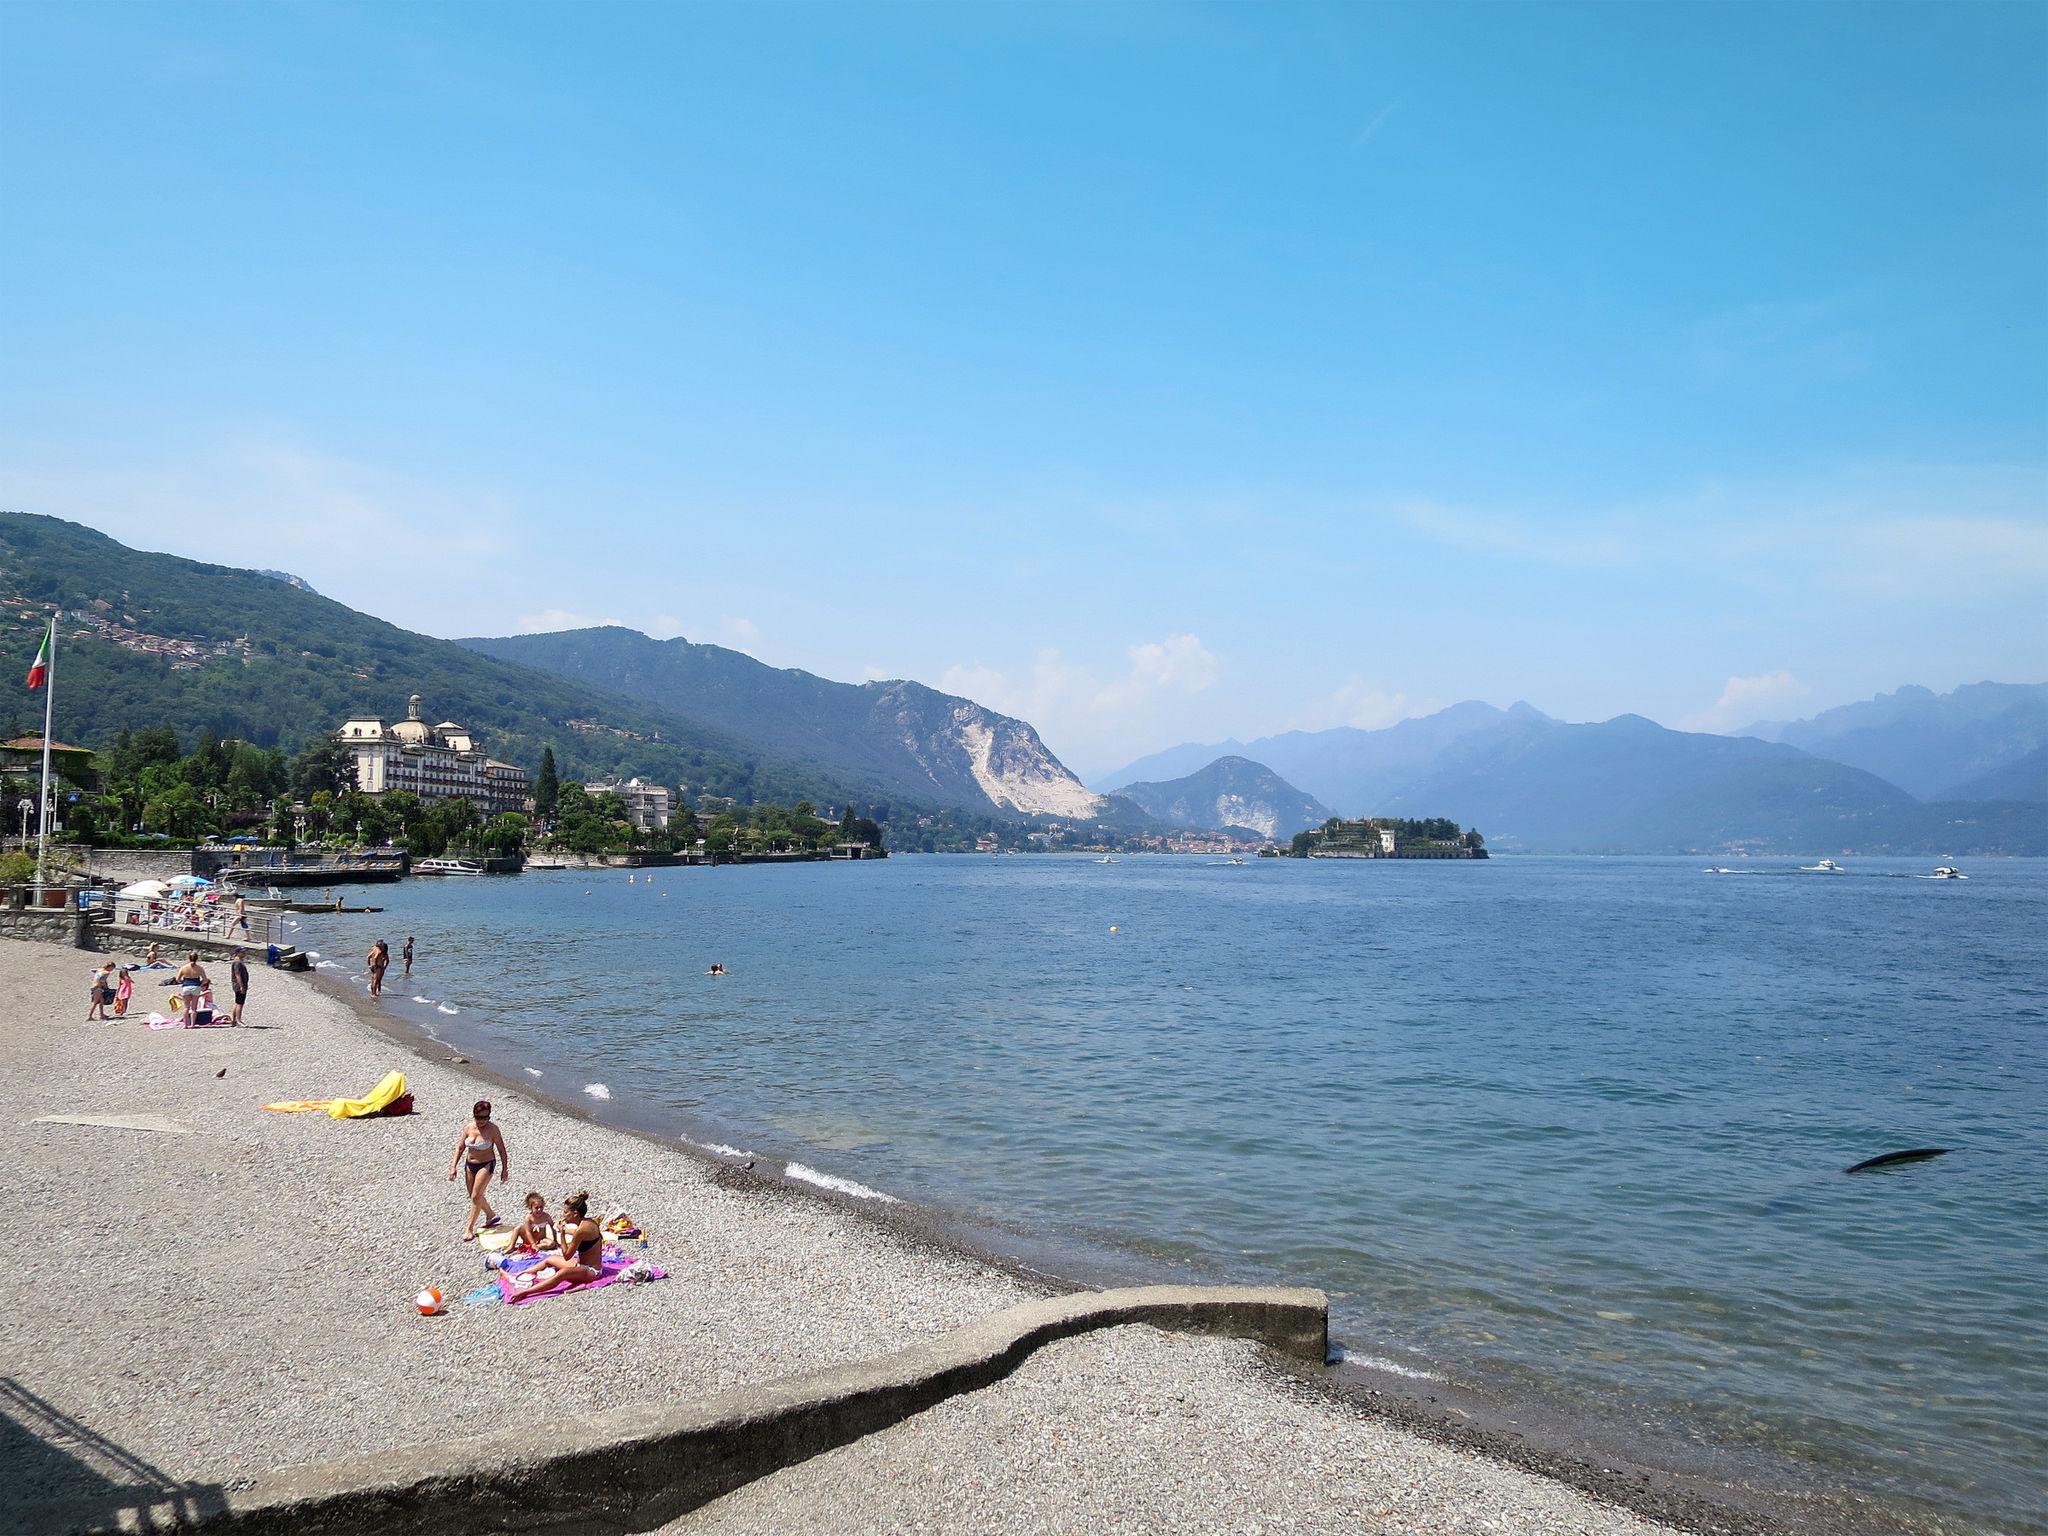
[496,1250,664,1305]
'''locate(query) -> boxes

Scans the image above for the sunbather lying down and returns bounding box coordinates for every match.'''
[511,1191,604,1298]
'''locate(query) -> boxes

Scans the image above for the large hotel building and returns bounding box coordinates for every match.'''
[336,695,530,816]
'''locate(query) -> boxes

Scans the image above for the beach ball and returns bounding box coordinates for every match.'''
[414,1287,443,1315]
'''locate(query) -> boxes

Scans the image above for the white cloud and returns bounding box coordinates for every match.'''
[515,608,620,633]
[858,664,892,683]
[1683,671,1809,734]
[938,633,1222,761]
[1397,500,1638,568]
[1124,633,1219,695]
[719,616,762,654]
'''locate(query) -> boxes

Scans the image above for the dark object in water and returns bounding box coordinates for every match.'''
[1844,1147,1951,1174]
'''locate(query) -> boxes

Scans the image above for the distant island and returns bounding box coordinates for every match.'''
[1280,817,1487,859]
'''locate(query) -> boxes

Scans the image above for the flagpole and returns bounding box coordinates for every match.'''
[35,615,55,889]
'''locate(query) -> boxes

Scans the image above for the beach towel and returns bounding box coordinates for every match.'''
[495,1246,666,1305]
[327,1070,407,1119]
[261,1070,408,1117]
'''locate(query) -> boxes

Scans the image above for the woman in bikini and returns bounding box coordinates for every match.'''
[511,1191,605,1297]
[447,1099,509,1241]
[366,940,390,998]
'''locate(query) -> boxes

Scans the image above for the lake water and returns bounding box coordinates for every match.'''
[299,855,2046,1532]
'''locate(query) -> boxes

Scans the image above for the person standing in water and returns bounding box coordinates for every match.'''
[365,940,389,998]
[402,936,414,978]
[448,1099,509,1241]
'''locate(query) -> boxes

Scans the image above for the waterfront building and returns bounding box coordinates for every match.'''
[584,777,672,832]
[335,695,529,816]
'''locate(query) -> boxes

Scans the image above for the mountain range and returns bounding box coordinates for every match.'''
[1740,682,2048,801]
[0,513,1120,839]
[1104,687,2045,854]
[1100,702,1553,810]
[460,627,1104,819]
[1115,756,1332,840]
[2,513,2039,854]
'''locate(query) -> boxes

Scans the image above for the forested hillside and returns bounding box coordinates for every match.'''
[0,514,859,806]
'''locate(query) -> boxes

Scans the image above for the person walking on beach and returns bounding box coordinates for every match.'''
[87,960,117,1020]
[448,1099,510,1241]
[366,940,389,998]
[229,948,249,1026]
[229,893,249,940]
[402,936,414,978]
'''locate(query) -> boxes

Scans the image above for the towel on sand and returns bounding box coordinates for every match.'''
[263,1070,409,1118]
[495,1247,665,1305]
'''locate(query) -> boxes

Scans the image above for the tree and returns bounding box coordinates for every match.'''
[143,783,215,840]
[479,812,529,857]
[294,736,358,798]
[534,746,559,819]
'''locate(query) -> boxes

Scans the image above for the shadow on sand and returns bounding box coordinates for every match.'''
[5,1377,228,1533]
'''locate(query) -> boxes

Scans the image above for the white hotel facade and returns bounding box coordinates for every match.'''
[336,695,530,817]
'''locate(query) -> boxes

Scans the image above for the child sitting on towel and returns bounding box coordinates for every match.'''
[513,1190,557,1253]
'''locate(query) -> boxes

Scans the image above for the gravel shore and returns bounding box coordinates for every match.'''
[4,935,1688,1533]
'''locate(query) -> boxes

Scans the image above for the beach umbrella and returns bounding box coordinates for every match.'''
[118,880,169,899]
[167,874,212,890]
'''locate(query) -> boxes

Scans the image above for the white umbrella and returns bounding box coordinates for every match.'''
[167,874,212,890]
[118,880,168,900]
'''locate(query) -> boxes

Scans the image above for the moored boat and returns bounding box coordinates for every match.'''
[414,857,485,876]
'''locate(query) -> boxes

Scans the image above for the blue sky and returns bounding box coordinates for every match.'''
[3,1,2042,777]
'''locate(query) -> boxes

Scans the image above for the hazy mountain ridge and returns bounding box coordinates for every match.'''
[463,627,1106,819]
[1112,692,2046,853]
[1101,701,1546,810]
[1116,756,1333,840]
[1941,745,2048,804]
[1741,682,2048,799]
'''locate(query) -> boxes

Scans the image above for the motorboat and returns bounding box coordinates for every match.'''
[1095,856,1118,864]
[414,857,485,876]
[1931,865,1966,880]
[1815,859,1840,872]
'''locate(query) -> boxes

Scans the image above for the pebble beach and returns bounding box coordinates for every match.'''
[5,933,1710,1534]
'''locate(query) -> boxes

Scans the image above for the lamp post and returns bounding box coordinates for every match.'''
[16,796,30,847]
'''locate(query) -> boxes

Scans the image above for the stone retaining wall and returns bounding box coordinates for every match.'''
[0,907,96,948]
[86,848,205,885]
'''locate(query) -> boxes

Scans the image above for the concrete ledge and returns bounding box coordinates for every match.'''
[49,1284,1326,1535]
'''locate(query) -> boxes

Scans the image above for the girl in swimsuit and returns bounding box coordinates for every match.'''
[512,1191,605,1297]
[447,1098,509,1241]
[512,1190,557,1253]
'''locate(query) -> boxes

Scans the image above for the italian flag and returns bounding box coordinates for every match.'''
[25,620,50,691]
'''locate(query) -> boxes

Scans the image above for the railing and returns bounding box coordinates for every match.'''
[108,899,289,948]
